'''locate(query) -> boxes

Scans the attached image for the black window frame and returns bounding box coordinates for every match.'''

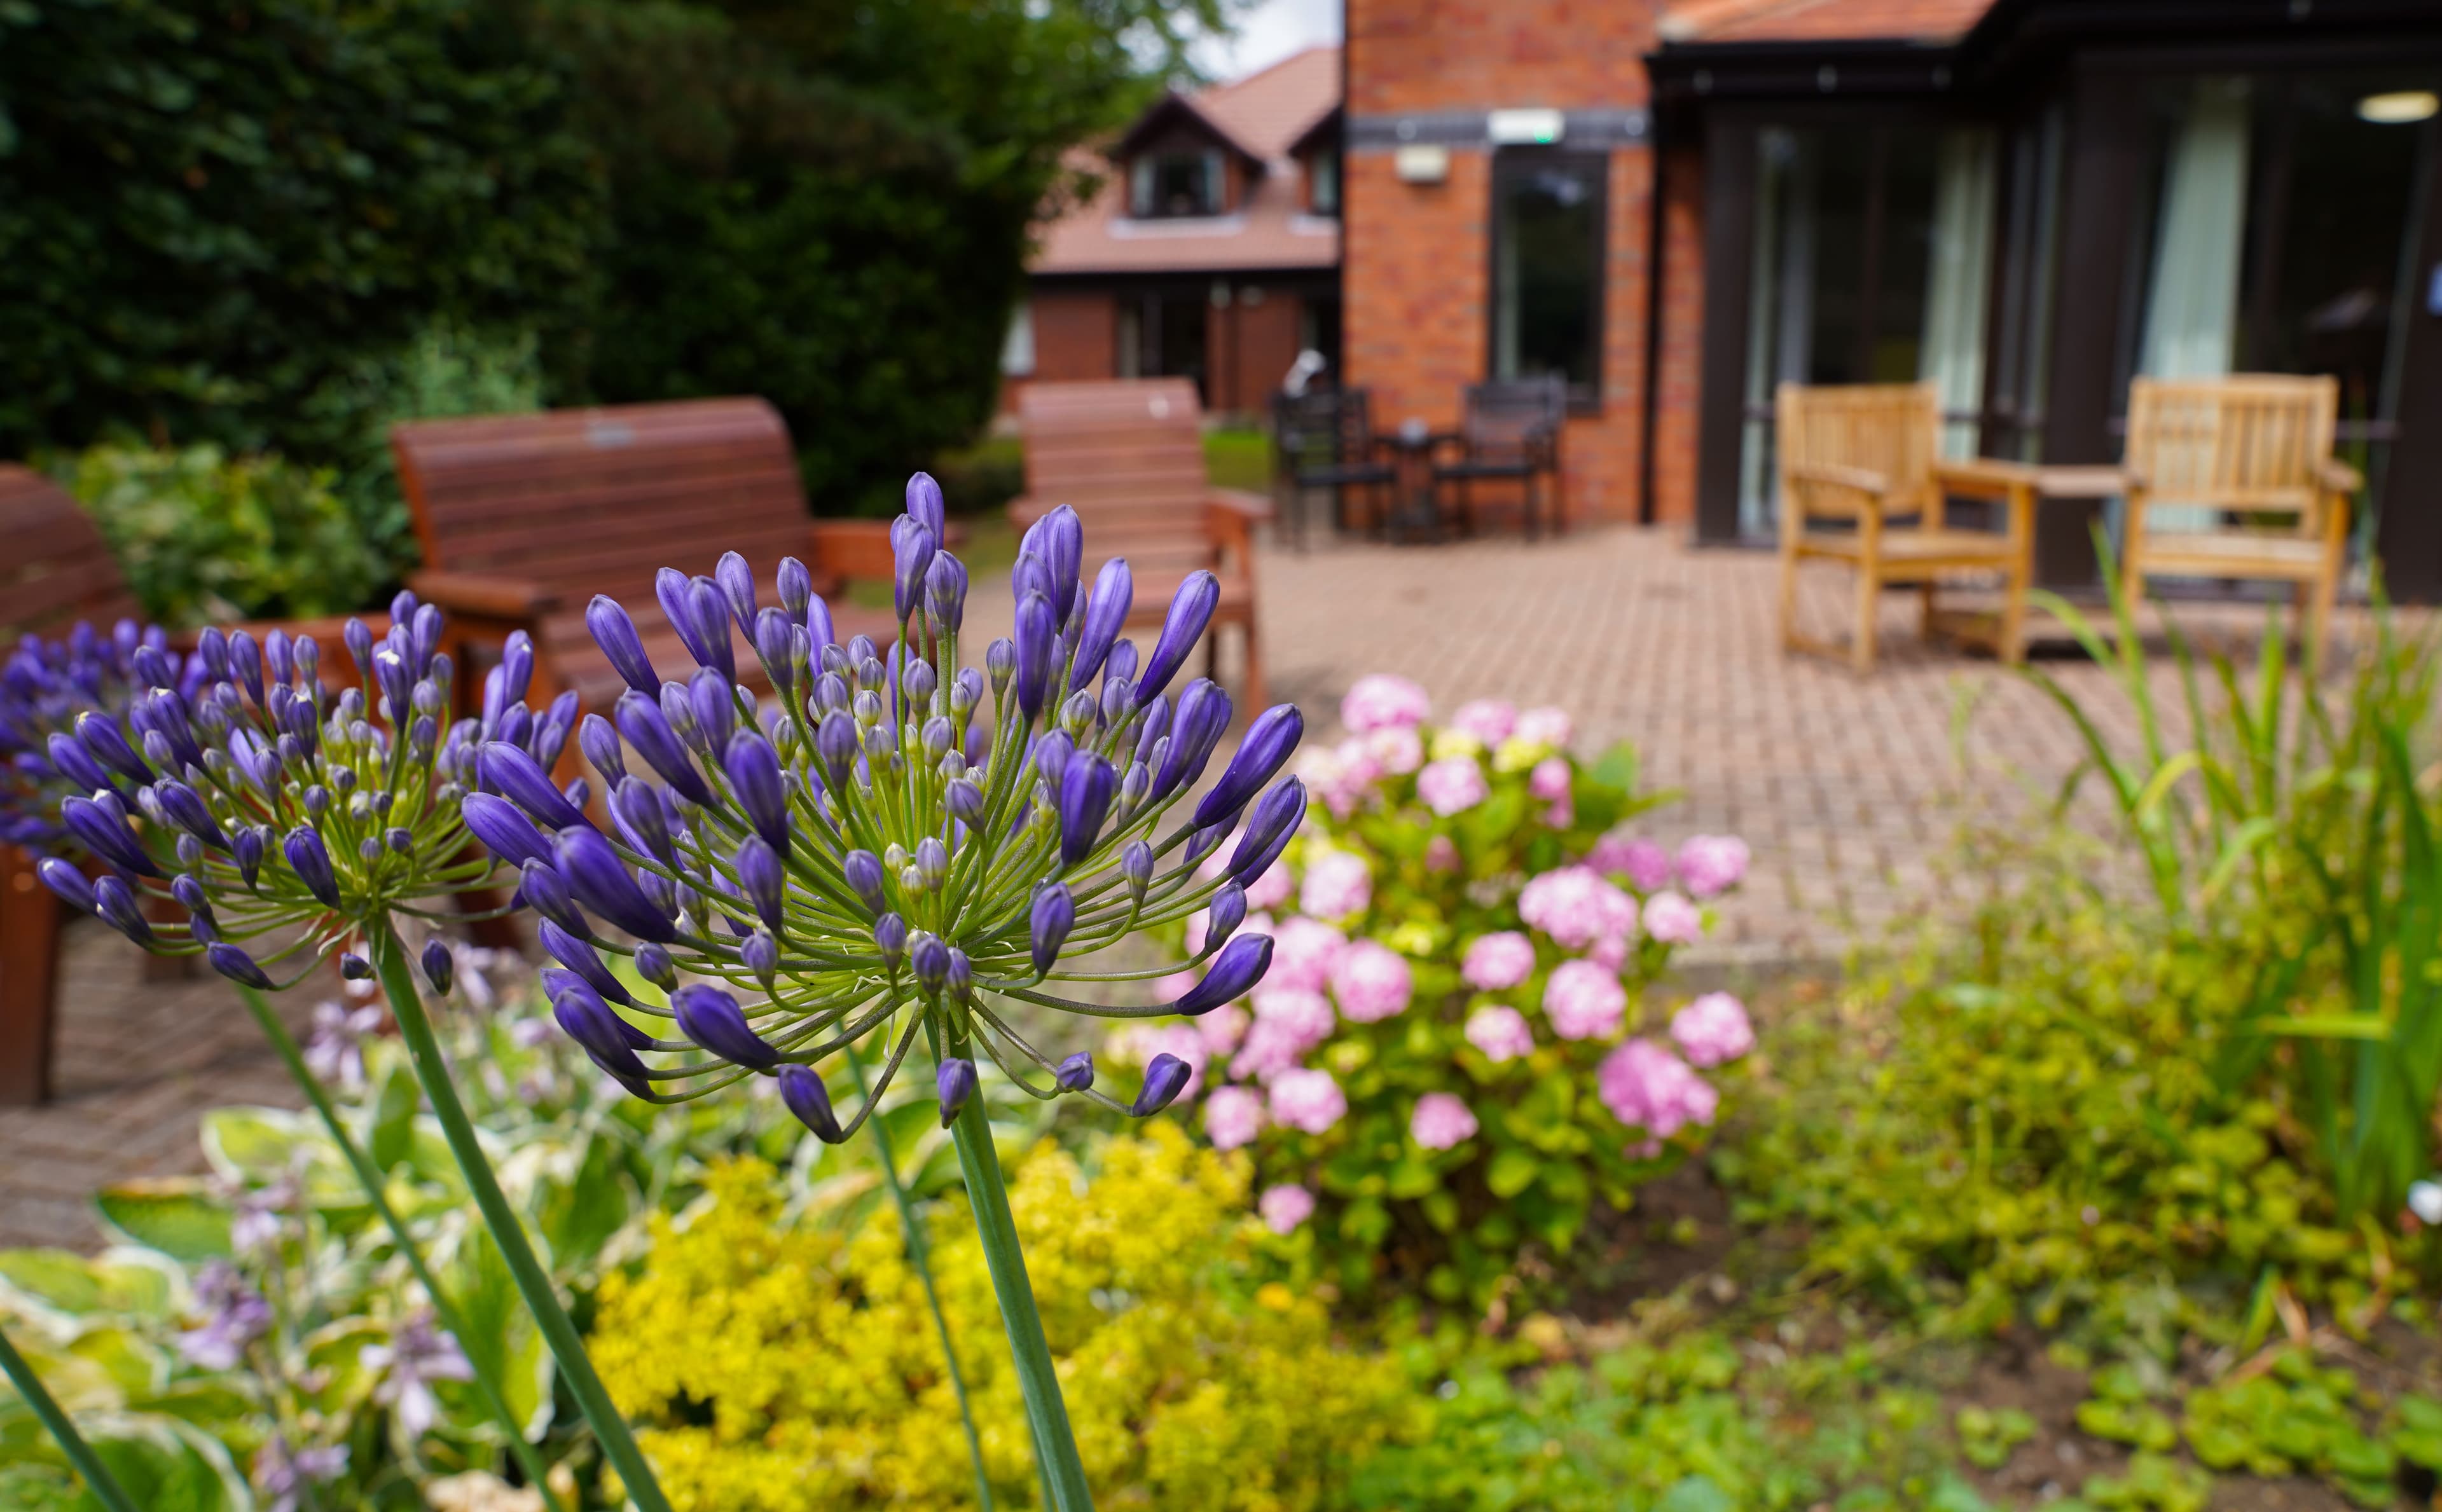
[1133,150,1223,219]
[1486,147,1610,412]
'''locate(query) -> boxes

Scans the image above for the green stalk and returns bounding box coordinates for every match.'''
[0,1323,139,1512]
[943,1064,1094,1511]
[233,984,567,1512]
[366,923,673,1512]
[843,1041,997,1511]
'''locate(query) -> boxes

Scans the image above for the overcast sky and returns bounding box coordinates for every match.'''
[1191,0,1342,78]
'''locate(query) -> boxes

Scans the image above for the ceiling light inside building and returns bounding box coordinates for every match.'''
[2356,90,2439,125]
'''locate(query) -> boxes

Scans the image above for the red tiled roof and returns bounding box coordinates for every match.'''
[1030,46,1341,278]
[1658,0,1992,45]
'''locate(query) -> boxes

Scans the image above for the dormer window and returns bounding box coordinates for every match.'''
[1131,149,1225,218]
[1308,149,1341,216]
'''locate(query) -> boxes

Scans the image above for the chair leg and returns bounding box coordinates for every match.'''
[2305,573,2336,673]
[1777,544,1802,656]
[1999,556,2032,668]
[1524,472,1540,544]
[0,844,60,1106]
[1853,568,1880,675]
[1239,612,1267,714]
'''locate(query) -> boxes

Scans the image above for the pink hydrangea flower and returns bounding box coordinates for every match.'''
[1269,1068,1348,1134]
[1203,1085,1265,1150]
[1298,740,1381,820]
[1515,706,1574,749]
[1461,931,1537,991]
[1259,1184,1316,1235]
[1588,933,1629,971]
[1676,835,1751,898]
[1410,1092,1480,1150]
[1528,757,1573,802]
[1669,992,1754,1067]
[1269,916,1347,992]
[1367,725,1424,775]
[1416,756,1488,816]
[1424,834,1461,873]
[1234,986,1335,1080]
[1597,1038,1719,1137]
[1330,940,1413,1022]
[1517,865,1639,951]
[1642,891,1704,945]
[1300,849,1373,920]
[1196,1002,1249,1057]
[1342,674,1431,733]
[1543,958,1627,1040]
[1449,699,1517,744]
[1465,1005,1537,1062]
[1544,795,1575,828]
[1587,832,1674,892]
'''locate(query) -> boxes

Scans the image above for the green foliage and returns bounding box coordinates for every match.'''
[1950,1405,2034,1469]
[1204,427,1273,492]
[57,443,389,628]
[2179,1350,2394,1504]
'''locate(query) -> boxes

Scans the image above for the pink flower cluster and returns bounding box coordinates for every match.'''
[1300,849,1373,919]
[1269,1067,1348,1134]
[1676,835,1750,898]
[1449,699,1516,743]
[1585,830,1752,900]
[1233,986,1335,1080]
[1585,833,1673,892]
[1330,940,1413,1022]
[1204,1085,1265,1150]
[1464,1005,1537,1062]
[1542,959,1627,1040]
[1410,1092,1480,1150]
[1269,916,1347,991]
[1416,755,1488,816]
[1515,706,1573,749]
[1641,891,1704,945]
[1341,674,1431,732]
[1596,1039,1720,1141]
[1517,865,1639,952]
[1461,931,1536,990]
[1260,1184,1315,1234]
[1669,992,1754,1067]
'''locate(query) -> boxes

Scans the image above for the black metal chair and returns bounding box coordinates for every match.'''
[1272,387,1397,546]
[1431,376,1567,540]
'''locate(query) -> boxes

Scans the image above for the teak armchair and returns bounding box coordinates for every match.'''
[1776,382,2040,673]
[2120,375,2357,652]
[1013,380,1270,711]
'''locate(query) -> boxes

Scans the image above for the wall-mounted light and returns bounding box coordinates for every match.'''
[1488,108,1565,146]
[2357,90,2439,125]
[1395,144,1450,184]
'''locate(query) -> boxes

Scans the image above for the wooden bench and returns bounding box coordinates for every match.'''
[391,398,902,724]
[2121,375,2356,654]
[1013,380,1270,711]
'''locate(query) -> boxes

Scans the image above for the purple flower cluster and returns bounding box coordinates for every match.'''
[0,619,162,848]
[465,476,1307,1134]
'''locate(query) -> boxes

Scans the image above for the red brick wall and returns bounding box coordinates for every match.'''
[1344,0,1670,525]
[1652,141,1706,526]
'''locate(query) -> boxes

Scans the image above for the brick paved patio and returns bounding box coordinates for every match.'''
[0,525,2319,1250]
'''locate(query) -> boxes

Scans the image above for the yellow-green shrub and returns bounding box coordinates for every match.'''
[592,1125,1412,1510]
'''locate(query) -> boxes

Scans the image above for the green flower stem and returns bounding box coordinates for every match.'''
[232,984,567,1512]
[943,1061,1094,1512]
[0,1321,139,1512]
[367,923,673,1512]
[843,1041,996,1512]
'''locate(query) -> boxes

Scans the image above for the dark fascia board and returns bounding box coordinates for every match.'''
[1286,104,1343,162]
[1030,267,1341,290]
[1110,92,1269,171]
[1645,38,1961,102]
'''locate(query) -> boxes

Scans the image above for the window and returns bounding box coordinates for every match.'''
[1489,152,1606,404]
[1308,149,1341,216]
[1130,151,1224,218]
[1000,303,1035,377]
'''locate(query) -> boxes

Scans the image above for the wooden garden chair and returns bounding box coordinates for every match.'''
[1430,376,1567,540]
[2120,375,2356,654]
[390,397,904,722]
[1776,382,2040,673]
[1012,380,1271,711]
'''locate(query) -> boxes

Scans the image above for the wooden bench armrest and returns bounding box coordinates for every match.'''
[1929,458,2038,496]
[2317,458,2364,495]
[1786,460,1895,498]
[1208,487,1273,521]
[409,570,561,619]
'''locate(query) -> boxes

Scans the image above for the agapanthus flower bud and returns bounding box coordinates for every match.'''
[46,731,114,795]
[1205,883,1246,947]
[1023,507,1084,629]
[914,835,949,890]
[754,607,796,697]
[1030,883,1074,975]
[874,912,908,970]
[555,826,677,943]
[689,668,737,753]
[715,551,758,634]
[1121,839,1154,899]
[673,984,778,1069]
[231,629,265,706]
[232,827,265,888]
[481,742,587,832]
[815,709,857,789]
[616,691,712,806]
[1229,778,1307,886]
[633,942,677,987]
[743,931,780,989]
[553,987,650,1092]
[776,556,813,621]
[1107,638,1138,691]
[911,932,951,994]
[986,638,1016,698]
[725,731,789,852]
[579,715,626,783]
[906,471,946,539]
[1070,558,1133,689]
[1129,1054,1192,1117]
[892,516,937,623]
[422,938,455,996]
[340,952,373,980]
[1014,593,1056,720]
[588,596,661,698]
[284,827,341,908]
[344,618,375,679]
[1194,704,1304,828]
[91,875,151,943]
[209,942,275,991]
[937,1057,978,1127]
[776,1064,843,1142]
[60,795,156,876]
[904,657,939,716]
[539,919,635,1008]
[520,860,589,938]
[1175,934,1273,1015]
[463,792,553,870]
[1152,680,1231,802]
[926,553,967,635]
[1056,1053,1095,1092]
[946,776,984,821]
[1060,688,1098,736]
[844,849,886,913]
[689,576,738,682]
[1032,730,1073,791]
[155,779,228,851]
[1136,572,1220,706]
[36,858,95,913]
[1057,753,1115,865]
[736,836,786,932]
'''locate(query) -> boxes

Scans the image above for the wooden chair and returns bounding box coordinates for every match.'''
[1775,382,2041,673]
[1273,387,1396,544]
[1013,380,1271,711]
[1430,377,1566,540]
[391,397,903,721]
[2121,375,2357,653]
[0,467,422,1105]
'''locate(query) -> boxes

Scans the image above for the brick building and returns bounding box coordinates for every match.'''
[1014,47,1344,418]
[1337,0,2442,589]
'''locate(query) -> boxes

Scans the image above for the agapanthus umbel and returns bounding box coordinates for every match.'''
[470,476,1304,1134]
[25,595,549,987]
[0,618,172,848]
